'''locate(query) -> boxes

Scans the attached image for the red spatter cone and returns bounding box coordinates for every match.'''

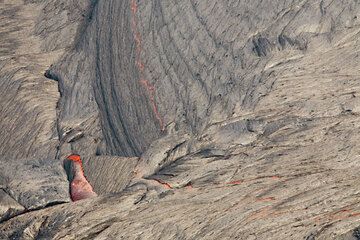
[66,154,97,202]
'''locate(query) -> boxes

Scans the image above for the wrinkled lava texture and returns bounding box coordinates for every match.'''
[2,0,360,239]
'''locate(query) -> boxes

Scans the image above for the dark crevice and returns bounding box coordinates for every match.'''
[43,67,59,81]
[353,227,360,240]
[73,0,100,51]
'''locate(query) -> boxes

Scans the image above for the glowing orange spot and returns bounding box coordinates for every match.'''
[65,154,86,178]
[226,180,242,185]
[67,154,81,162]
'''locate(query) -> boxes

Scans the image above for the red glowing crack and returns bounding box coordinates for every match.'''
[140,79,165,131]
[152,178,172,189]
[256,197,276,202]
[315,208,360,222]
[130,0,165,131]
[226,180,243,185]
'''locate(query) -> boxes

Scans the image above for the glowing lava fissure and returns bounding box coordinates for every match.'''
[66,154,84,172]
[66,154,97,201]
[130,0,165,131]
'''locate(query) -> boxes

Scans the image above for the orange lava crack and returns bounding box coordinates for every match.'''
[315,208,360,222]
[226,180,243,185]
[130,0,165,131]
[152,178,172,189]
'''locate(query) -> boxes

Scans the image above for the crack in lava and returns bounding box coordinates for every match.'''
[130,0,165,131]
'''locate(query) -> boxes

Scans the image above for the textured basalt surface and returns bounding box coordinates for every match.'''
[2,0,360,239]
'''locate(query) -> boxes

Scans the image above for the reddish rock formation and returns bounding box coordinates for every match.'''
[66,154,97,201]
